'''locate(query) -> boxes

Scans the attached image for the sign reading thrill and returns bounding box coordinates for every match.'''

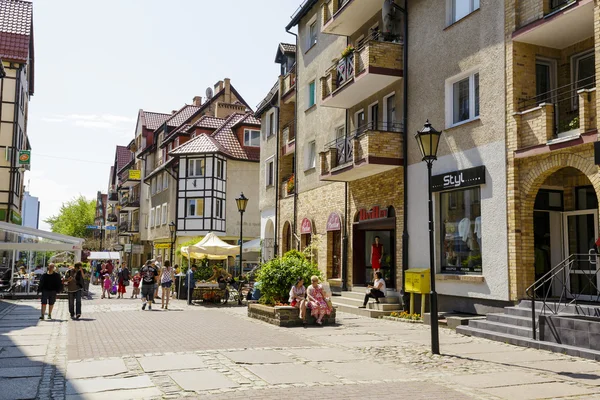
[431,166,486,192]
[326,213,341,231]
[300,218,312,234]
[358,206,388,221]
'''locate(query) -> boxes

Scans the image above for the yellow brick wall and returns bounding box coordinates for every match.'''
[580,89,597,133]
[515,104,554,148]
[368,41,403,71]
[355,131,403,161]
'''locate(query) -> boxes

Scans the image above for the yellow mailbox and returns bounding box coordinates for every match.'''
[405,268,430,294]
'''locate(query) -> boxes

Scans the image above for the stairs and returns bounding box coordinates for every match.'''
[332,288,403,318]
[457,300,600,360]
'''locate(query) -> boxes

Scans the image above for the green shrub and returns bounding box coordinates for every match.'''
[257,250,321,305]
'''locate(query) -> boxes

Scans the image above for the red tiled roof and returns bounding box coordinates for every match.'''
[192,116,225,130]
[0,0,32,62]
[142,111,170,130]
[116,145,132,173]
[212,114,258,161]
[171,133,222,155]
[165,105,202,127]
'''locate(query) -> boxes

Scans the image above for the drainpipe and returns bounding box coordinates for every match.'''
[342,104,349,291]
[400,0,409,309]
[286,27,299,250]
[272,104,281,257]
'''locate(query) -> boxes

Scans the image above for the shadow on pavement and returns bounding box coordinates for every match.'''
[0,299,66,400]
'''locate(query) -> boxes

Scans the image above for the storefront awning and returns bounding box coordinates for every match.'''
[88,252,121,260]
[0,221,84,253]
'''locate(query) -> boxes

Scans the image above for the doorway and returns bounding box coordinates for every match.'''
[563,210,599,300]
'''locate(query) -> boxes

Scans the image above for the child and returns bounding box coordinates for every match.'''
[131,272,141,299]
[102,273,111,299]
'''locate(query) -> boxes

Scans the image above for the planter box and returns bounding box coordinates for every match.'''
[380,316,423,324]
[248,303,336,327]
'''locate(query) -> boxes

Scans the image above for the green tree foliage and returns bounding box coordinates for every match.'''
[44,196,95,239]
[257,250,322,305]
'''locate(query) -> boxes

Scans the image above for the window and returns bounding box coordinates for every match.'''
[384,93,396,131]
[572,51,595,108]
[448,0,480,24]
[335,125,345,138]
[308,80,316,109]
[187,198,204,217]
[369,102,379,129]
[149,208,155,227]
[446,71,480,127]
[244,130,260,147]
[187,159,204,177]
[151,178,156,195]
[266,158,274,186]
[215,198,224,219]
[440,187,482,275]
[216,159,224,179]
[162,203,167,225]
[156,174,162,192]
[267,112,275,137]
[307,20,317,49]
[355,110,365,134]
[163,172,168,190]
[305,141,316,170]
[536,60,556,105]
[155,206,161,227]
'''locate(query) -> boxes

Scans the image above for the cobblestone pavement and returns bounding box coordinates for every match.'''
[4,285,600,399]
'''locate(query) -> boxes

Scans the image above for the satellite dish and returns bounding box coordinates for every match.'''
[205,87,214,99]
[382,0,402,42]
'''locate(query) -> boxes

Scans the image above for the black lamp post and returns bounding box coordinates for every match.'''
[236,193,249,305]
[169,221,176,264]
[415,120,442,355]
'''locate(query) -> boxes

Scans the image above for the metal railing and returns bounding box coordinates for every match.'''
[548,0,576,14]
[525,253,600,340]
[517,75,595,136]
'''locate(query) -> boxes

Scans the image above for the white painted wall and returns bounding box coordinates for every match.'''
[260,209,275,239]
[407,140,509,301]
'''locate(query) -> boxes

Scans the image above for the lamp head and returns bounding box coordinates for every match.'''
[236,192,249,213]
[415,120,442,163]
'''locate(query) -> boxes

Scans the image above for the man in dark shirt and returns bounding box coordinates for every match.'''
[186,265,197,306]
[140,260,158,310]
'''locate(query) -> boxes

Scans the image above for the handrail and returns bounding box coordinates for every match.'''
[525,252,600,340]
[518,76,594,112]
[324,121,403,150]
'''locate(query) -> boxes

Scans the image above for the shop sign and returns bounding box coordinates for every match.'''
[132,245,144,254]
[155,243,171,250]
[113,244,124,251]
[129,169,141,180]
[326,213,341,231]
[124,244,132,253]
[10,210,21,225]
[300,218,312,234]
[358,206,388,222]
[432,166,486,192]
[18,150,30,165]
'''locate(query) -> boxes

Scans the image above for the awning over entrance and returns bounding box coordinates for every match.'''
[0,221,84,253]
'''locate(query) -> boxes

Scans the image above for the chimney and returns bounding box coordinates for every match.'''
[171,110,177,114]
[193,96,203,107]
[214,80,224,93]
[224,78,231,103]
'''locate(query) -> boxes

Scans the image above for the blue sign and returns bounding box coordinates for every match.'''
[104,226,117,231]
[86,225,101,230]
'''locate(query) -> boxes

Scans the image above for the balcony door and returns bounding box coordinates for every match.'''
[535,58,556,105]
[384,93,397,131]
[573,51,595,94]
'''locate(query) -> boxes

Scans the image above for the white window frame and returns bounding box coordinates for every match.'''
[163,172,169,190]
[308,80,316,109]
[162,203,168,225]
[187,159,205,177]
[304,140,316,171]
[187,198,204,218]
[215,198,224,219]
[266,110,276,138]
[149,207,155,228]
[157,173,162,192]
[447,0,480,25]
[354,109,365,133]
[306,16,317,50]
[155,206,161,227]
[265,156,274,187]
[571,49,595,109]
[216,159,224,179]
[244,129,260,147]
[445,68,480,129]
[335,125,345,138]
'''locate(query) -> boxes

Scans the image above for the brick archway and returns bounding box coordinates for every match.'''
[514,152,600,300]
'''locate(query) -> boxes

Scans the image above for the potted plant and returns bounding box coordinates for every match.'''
[286,174,295,195]
[341,45,355,58]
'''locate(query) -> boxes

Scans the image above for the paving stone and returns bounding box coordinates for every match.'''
[288,348,365,362]
[66,375,154,395]
[442,342,523,355]
[138,354,206,372]
[222,350,292,364]
[318,334,384,344]
[0,356,44,368]
[0,377,41,400]
[0,345,47,358]
[0,366,43,378]
[468,349,567,364]
[66,358,128,379]
[65,387,162,400]
[319,360,407,381]
[0,327,54,336]
[445,371,557,388]
[245,364,337,385]
[481,381,600,400]
[516,359,600,374]
[169,370,239,392]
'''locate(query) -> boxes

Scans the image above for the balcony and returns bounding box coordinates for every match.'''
[513,0,593,49]
[119,221,139,233]
[119,194,140,211]
[108,191,118,203]
[280,175,294,199]
[322,0,383,36]
[514,76,596,152]
[120,169,141,188]
[106,214,118,223]
[280,67,296,104]
[319,121,403,182]
[281,121,296,156]
[321,36,403,109]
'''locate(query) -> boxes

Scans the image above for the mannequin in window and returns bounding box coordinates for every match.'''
[371,236,383,276]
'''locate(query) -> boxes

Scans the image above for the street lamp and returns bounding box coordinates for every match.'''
[236,192,248,305]
[169,221,176,264]
[415,120,442,355]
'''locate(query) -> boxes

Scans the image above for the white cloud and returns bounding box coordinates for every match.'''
[41,117,66,123]
[39,113,136,131]
[74,120,114,129]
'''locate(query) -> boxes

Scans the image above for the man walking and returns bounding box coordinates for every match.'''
[186,265,197,306]
[140,260,158,310]
[65,262,84,319]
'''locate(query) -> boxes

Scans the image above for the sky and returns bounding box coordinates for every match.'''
[26,0,301,230]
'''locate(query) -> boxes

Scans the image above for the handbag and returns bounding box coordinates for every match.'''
[123,280,130,287]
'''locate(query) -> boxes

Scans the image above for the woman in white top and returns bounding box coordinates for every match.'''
[289,278,307,322]
[159,260,174,310]
[359,271,386,308]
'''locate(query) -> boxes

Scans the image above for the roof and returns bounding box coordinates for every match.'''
[280,43,296,53]
[115,145,132,173]
[286,0,319,30]
[0,0,33,63]
[171,133,222,155]
[142,111,170,130]
[192,115,225,130]
[166,105,202,128]
[255,81,279,118]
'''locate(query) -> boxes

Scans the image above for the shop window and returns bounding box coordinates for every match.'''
[440,187,482,274]
[327,230,342,279]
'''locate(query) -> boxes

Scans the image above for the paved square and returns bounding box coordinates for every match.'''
[169,370,239,392]
[320,360,407,381]
[66,359,128,379]
[0,366,42,378]
[138,354,206,372]
[222,349,291,364]
[468,349,566,364]
[66,375,154,395]
[246,363,338,384]
[445,371,557,388]
[481,381,600,400]
[0,377,40,400]
[65,387,162,400]
[288,347,365,362]
[0,344,47,358]
[443,342,522,355]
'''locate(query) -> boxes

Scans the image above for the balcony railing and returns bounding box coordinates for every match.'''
[119,221,139,233]
[119,193,140,210]
[516,76,596,146]
[322,0,384,36]
[281,66,296,99]
[548,0,576,14]
[281,121,296,156]
[108,191,118,202]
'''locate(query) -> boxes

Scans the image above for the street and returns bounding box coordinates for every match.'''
[1,286,600,399]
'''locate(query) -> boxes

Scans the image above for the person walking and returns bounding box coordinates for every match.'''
[116,263,130,299]
[102,273,112,299]
[159,261,174,309]
[140,260,159,310]
[37,263,62,320]
[65,262,84,320]
[153,259,161,302]
[131,272,141,299]
[186,265,197,306]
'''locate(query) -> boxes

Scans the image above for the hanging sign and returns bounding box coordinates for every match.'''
[18,150,31,165]
[129,170,141,180]
[432,166,486,192]
[154,243,171,250]
[358,206,388,222]
[300,218,312,234]
[326,213,341,231]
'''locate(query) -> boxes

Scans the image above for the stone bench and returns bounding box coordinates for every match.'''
[248,303,337,327]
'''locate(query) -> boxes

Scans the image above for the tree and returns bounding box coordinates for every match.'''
[45,195,96,239]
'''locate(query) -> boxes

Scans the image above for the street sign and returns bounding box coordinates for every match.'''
[113,244,124,251]
[104,226,117,231]
[86,225,101,230]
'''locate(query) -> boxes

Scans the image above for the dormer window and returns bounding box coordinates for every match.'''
[244,129,260,147]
